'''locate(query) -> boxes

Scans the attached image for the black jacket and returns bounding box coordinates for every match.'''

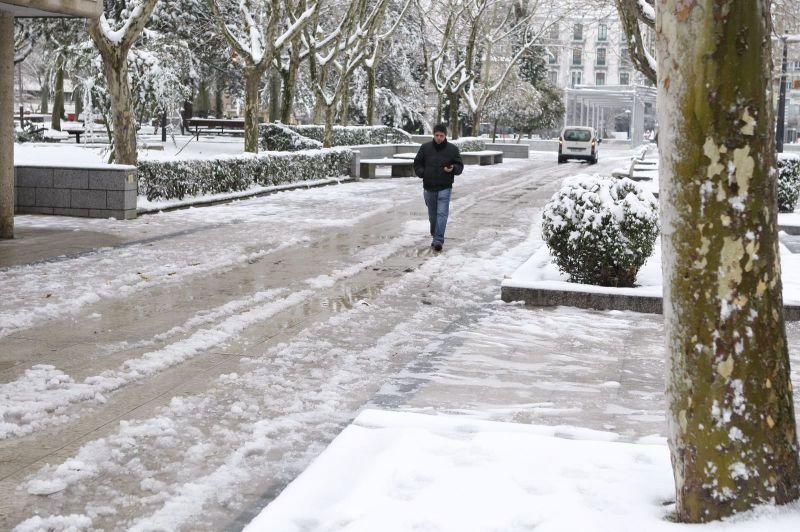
[413,140,464,191]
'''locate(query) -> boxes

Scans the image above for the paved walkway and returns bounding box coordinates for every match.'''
[2,149,799,531]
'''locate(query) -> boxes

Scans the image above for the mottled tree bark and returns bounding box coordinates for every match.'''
[657,0,800,522]
[243,65,264,153]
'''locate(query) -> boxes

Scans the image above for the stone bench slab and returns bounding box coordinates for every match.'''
[359,158,415,178]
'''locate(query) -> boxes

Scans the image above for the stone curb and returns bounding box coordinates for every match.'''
[501,283,800,321]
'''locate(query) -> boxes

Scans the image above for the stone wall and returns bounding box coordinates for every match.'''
[15,164,138,219]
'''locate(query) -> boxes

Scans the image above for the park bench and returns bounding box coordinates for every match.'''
[359,158,415,178]
[460,150,503,165]
[185,118,245,139]
[392,152,416,160]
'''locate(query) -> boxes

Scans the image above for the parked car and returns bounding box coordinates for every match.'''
[558,126,601,164]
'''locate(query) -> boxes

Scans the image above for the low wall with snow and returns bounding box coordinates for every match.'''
[15,164,138,219]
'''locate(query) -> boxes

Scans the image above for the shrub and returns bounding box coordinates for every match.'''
[259,123,323,152]
[542,175,659,287]
[777,153,800,213]
[138,148,354,200]
[283,124,411,146]
[450,137,485,152]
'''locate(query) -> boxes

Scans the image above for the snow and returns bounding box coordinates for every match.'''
[245,409,800,532]
[4,147,800,530]
[504,237,800,304]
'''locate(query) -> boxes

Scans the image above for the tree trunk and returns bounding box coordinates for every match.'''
[74,85,83,117]
[435,92,443,125]
[243,65,262,153]
[491,119,497,142]
[268,70,281,122]
[322,104,335,148]
[103,54,137,165]
[215,76,224,118]
[51,54,64,131]
[0,12,14,239]
[657,0,800,522]
[366,66,376,125]
[339,83,350,126]
[471,109,481,137]
[40,79,48,114]
[448,92,459,139]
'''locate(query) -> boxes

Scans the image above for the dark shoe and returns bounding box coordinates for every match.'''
[433,243,443,252]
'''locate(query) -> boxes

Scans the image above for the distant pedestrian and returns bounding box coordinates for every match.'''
[413,124,464,251]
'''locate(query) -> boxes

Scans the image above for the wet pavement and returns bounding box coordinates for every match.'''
[2,148,799,531]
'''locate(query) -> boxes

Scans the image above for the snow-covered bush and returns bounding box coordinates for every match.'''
[286,125,411,145]
[777,154,800,213]
[138,148,354,200]
[542,175,659,287]
[450,137,485,152]
[260,123,323,152]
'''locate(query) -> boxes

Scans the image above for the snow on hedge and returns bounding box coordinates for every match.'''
[138,148,354,200]
[542,174,659,287]
[260,123,324,152]
[449,137,485,152]
[275,124,412,147]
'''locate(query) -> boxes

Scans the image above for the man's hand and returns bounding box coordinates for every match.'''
[443,165,454,173]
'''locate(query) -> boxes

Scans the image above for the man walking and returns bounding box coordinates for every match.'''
[413,124,464,251]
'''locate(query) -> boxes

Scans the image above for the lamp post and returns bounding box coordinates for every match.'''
[777,32,789,153]
[625,109,631,141]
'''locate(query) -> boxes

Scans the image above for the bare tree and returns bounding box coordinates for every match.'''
[656,0,800,522]
[208,0,317,152]
[613,0,656,83]
[87,0,159,164]
[304,0,391,146]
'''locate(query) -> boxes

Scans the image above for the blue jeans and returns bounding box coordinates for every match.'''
[423,187,451,245]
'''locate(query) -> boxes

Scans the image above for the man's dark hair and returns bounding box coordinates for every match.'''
[433,123,447,135]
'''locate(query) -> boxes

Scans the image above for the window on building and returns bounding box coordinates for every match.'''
[572,48,582,66]
[573,23,583,41]
[548,50,559,64]
[596,48,606,66]
[549,23,559,40]
[595,72,606,86]
[620,45,632,66]
[598,23,608,42]
[620,71,630,85]
[571,70,582,87]
[548,70,559,85]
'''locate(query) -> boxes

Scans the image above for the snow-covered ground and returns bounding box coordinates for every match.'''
[4,144,800,531]
[246,410,800,532]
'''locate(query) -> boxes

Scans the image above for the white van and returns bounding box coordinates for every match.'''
[558,126,601,164]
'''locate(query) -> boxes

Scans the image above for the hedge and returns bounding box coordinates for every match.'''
[138,148,354,201]
[777,153,800,213]
[260,123,323,152]
[281,124,412,146]
[450,137,486,152]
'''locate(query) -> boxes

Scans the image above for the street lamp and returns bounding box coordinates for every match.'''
[776,32,800,153]
[625,109,631,141]
[777,32,789,153]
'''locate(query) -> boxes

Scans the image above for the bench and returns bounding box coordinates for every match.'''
[359,158,415,178]
[185,118,246,139]
[461,150,503,165]
[64,128,85,143]
[392,153,416,159]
